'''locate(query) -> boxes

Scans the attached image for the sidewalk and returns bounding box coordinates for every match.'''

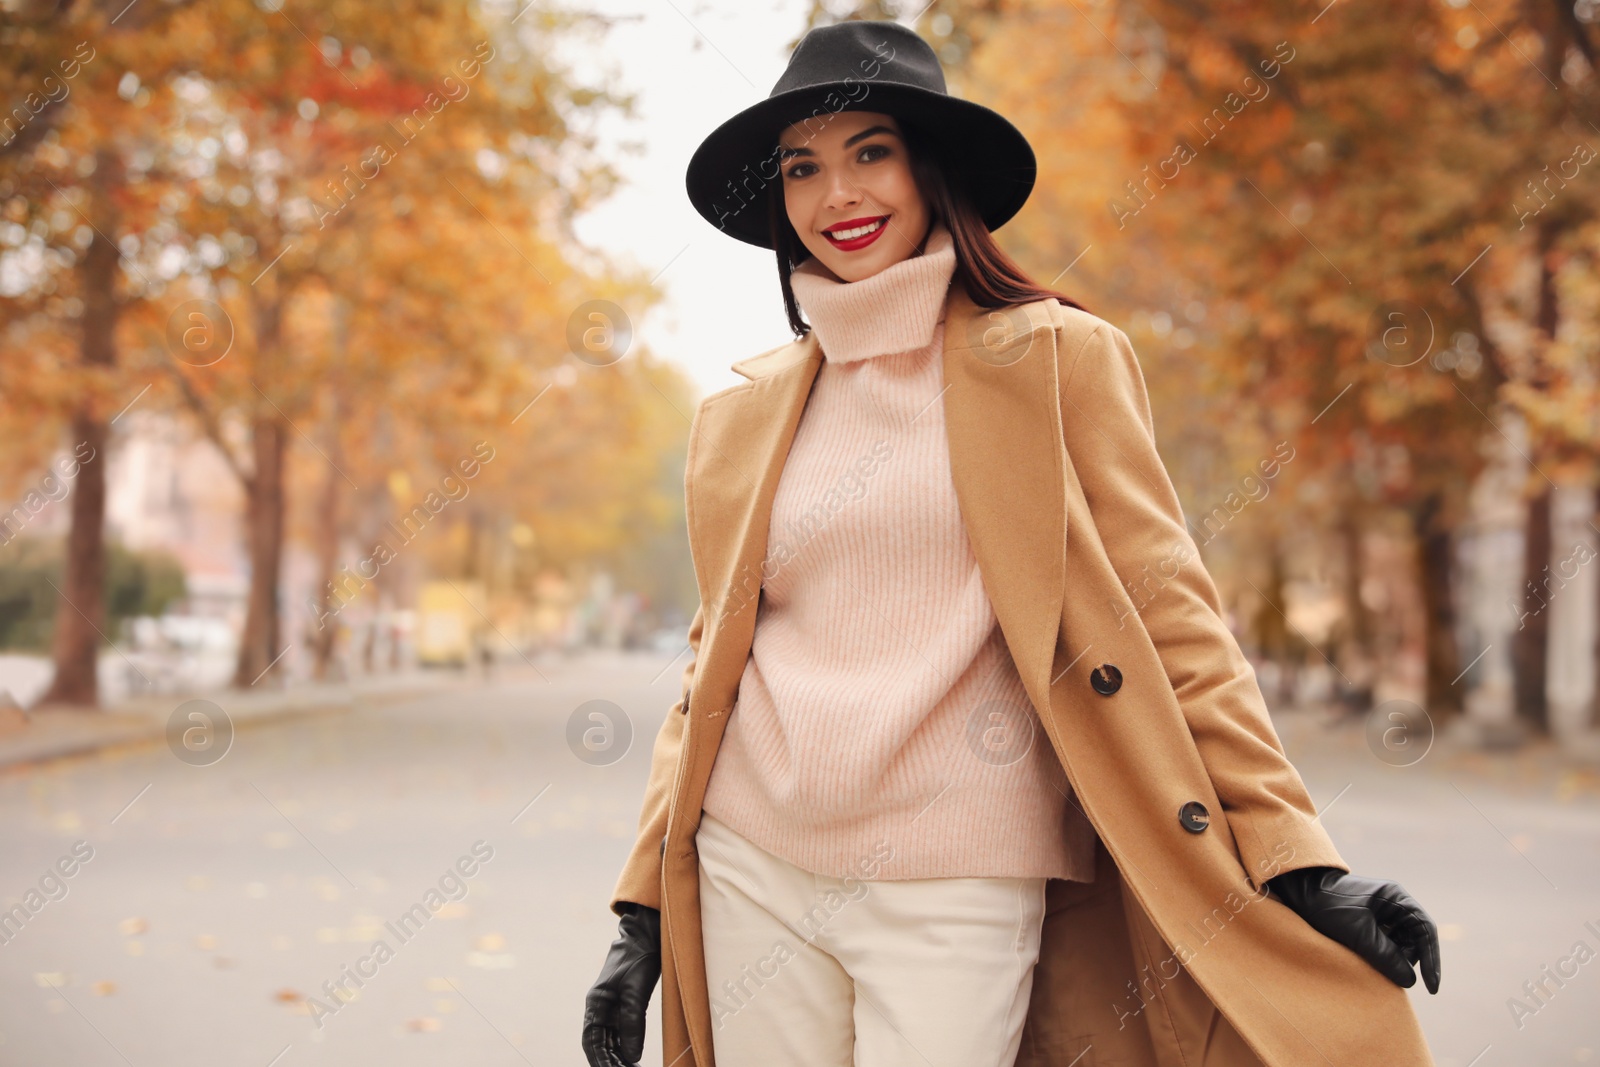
[0,666,512,770]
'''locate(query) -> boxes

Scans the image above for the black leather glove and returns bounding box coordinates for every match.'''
[1267,866,1441,994]
[582,902,662,1067]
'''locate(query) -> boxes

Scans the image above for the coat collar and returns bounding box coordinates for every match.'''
[727,331,818,381]
[701,278,1068,718]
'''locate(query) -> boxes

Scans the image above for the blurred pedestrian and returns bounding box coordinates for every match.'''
[476,628,493,679]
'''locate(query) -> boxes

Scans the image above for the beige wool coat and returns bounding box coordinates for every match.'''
[609,281,1436,1067]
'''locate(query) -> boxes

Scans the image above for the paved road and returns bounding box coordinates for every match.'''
[0,651,679,1067]
[0,653,1596,1066]
[1273,710,1600,1067]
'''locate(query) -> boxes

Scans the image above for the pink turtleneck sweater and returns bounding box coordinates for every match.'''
[699,219,1098,883]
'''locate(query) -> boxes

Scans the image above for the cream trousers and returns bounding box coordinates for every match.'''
[694,811,1047,1067]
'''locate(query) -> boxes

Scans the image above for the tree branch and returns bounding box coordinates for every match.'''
[161,359,255,490]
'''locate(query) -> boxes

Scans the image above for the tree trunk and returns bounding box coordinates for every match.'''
[1338,504,1373,651]
[1334,495,1377,714]
[1506,218,1566,733]
[1255,537,1292,707]
[39,148,121,709]
[308,401,343,681]
[1513,486,1553,732]
[229,277,296,689]
[40,412,110,706]
[1592,483,1600,733]
[1587,483,1600,735]
[232,414,289,687]
[1411,491,1463,719]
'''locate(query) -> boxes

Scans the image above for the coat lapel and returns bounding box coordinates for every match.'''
[939,282,1067,713]
[688,331,823,693]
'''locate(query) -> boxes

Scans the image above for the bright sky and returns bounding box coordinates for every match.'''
[558,0,823,400]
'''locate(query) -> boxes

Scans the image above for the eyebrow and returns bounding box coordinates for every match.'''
[776,124,899,161]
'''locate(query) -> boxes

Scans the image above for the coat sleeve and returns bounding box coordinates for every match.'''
[608,601,702,917]
[1058,321,1347,888]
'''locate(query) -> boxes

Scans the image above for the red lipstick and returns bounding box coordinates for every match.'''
[822,214,890,252]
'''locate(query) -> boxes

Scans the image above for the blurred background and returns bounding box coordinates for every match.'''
[1,0,1598,1063]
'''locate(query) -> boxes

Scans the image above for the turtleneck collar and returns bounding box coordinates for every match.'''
[789,218,958,364]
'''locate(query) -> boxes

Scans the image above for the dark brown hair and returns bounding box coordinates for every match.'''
[768,114,1090,337]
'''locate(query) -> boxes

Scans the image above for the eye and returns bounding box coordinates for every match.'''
[784,161,816,179]
[859,143,891,162]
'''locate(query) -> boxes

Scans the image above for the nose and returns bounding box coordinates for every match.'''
[824,168,861,214]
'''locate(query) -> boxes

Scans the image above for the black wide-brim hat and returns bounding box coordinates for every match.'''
[685,19,1037,250]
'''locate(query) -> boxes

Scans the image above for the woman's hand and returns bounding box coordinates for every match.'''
[1266,866,1441,994]
[582,902,662,1067]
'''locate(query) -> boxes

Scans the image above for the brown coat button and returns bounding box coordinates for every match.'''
[1090,664,1122,695]
[1179,801,1210,833]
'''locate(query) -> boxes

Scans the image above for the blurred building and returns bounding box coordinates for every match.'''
[105,408,250,626]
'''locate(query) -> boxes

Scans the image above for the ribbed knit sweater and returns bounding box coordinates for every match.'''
[699,219,1099,882]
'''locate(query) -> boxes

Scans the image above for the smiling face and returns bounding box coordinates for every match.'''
[777,110,931,283]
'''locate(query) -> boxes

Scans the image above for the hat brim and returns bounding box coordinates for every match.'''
[685,83,1036,251]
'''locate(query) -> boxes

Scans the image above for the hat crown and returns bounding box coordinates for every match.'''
[772,20,946,100]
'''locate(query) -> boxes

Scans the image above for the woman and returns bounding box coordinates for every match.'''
[583,19,1441,1067]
